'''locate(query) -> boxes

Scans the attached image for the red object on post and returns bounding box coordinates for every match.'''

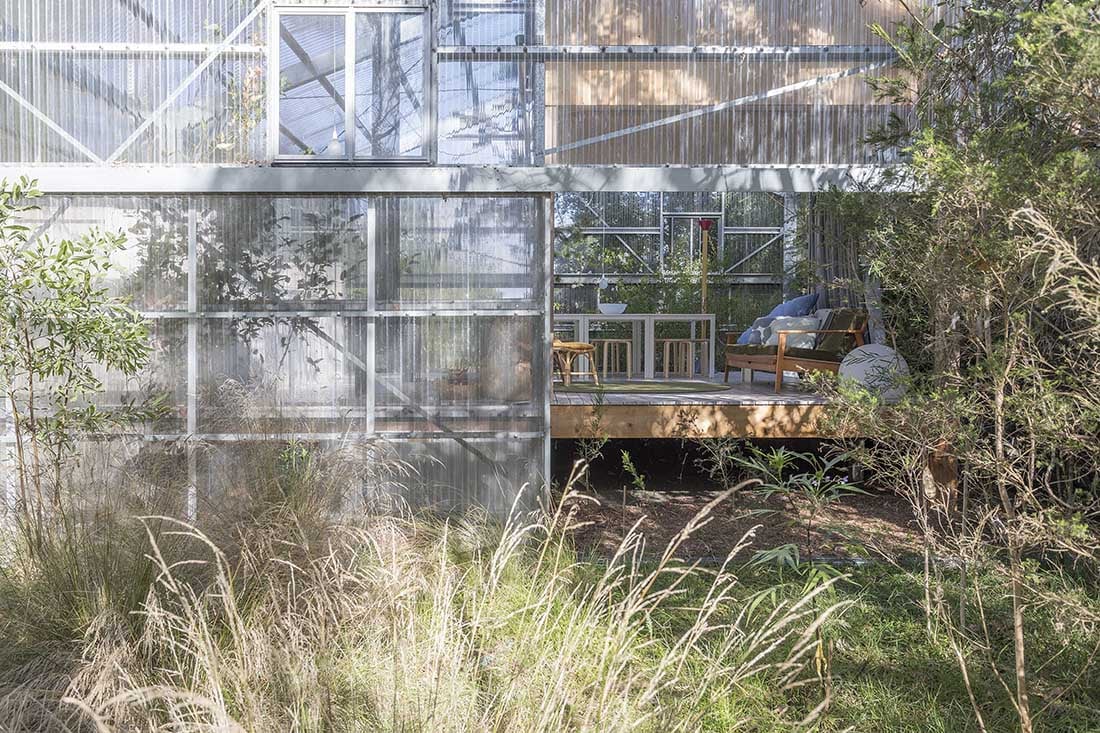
[698,218,716,231]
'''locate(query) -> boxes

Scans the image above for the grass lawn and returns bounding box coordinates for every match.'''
[664,562,1100,732]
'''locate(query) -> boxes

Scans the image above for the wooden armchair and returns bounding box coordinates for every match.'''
[724,309,867,392]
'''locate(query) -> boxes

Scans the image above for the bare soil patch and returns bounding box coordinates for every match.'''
[554,439,923,562]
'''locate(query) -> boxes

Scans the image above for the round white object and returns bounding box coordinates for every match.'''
[838,344,910,402]
[598,303,627,314]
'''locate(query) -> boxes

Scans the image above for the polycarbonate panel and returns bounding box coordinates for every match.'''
[374,314,544,424]
[0,1,267,164]
[543,0,908,45]
[543,58,906,166]
[364,437,546,515]
[1,1,264,44]
[436,59,535,165]
[438,1,537,45]
[19,193,549,513]
[199,197,370,311]
[14,195,191,310]
[376,197,541,309]
[1,0,940,167]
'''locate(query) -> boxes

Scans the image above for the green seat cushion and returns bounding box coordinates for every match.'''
[726,344,841,362]
[784,347,844,362]
[725,344,778,357]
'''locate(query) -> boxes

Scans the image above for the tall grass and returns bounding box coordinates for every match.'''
[0,455,843,732]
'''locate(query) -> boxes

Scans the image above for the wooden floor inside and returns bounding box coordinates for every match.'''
[551,373,838,439]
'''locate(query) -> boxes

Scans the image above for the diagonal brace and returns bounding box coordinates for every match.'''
[546,59,893,156]
[106,0,268,163]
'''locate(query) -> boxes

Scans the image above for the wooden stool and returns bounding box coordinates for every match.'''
[685,338,711,378]
[552,340,600,386]
[592,338,633,379]
[658,338,693,378]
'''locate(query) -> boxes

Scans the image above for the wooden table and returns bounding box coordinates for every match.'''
[554,313,717,380]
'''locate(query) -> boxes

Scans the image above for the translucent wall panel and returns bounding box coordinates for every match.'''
[544,59,907,165]
[16,194,550,513]
[543,0,908,45]
[439,1,538,45]
[0,0,267,164]
[375,314,545,427]
[437,59,536,165]
[1,0,945,167]
[377,197,542,308]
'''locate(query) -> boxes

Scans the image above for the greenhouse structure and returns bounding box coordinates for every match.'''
[0,0,922,512]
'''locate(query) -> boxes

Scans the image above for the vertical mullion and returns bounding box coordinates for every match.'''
[541,194,553,500]
[345,9,356,160]
[266,6,280,161]
[186,205,198,520]
[781,192,799,299]
[425,7,437,163]
[365,200,377,435]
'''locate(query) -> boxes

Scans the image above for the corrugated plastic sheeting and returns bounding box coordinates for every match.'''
[542,0,909,45]
[12,194,549,513]
[438,0,923,165]
[0,0,264,44]
[0,0,933,167]
[0,0,267,164]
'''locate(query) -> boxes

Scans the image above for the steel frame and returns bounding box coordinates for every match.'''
[436,44,897,62]
[4,164,903,193]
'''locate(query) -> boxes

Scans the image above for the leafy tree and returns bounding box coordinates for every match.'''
[814,2,1100,730]
[1,177,156,547]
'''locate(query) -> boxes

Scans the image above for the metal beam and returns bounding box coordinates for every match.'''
[574,195,655,273]
[555,273,782,285]
[0,42,264,55]
[4,164,906,194]
[437,44,898,62]
[546,59,894,156]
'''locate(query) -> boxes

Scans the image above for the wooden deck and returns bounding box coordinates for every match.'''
[551,374,839,439]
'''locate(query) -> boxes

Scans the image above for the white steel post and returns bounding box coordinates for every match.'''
[781,192,800,299]
[185,206,199,520]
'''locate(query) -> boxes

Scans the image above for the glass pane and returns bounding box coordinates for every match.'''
[355,12,426,159]
[279,14,346,157]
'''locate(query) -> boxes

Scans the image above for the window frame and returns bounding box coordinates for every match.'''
[269,3,434,165]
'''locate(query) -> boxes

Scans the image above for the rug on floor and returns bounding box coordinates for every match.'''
[555,380,731,394]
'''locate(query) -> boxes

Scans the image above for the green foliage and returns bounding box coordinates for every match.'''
[1,177,157,538]
[813,3,1100,729]
[620,450,646,493]
[735,446,866,590]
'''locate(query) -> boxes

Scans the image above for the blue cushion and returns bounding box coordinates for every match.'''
[735,315,776,345]
[766,292,819,318]
[735,295,817,344]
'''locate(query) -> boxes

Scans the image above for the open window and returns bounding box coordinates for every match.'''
[271,5,431,163]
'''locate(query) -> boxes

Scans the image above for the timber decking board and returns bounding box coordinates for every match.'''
[550,376,825,406]
[550,376,840,439]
